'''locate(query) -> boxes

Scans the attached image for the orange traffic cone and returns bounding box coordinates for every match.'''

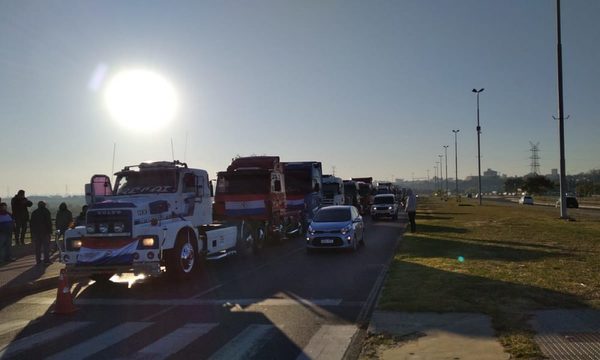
[52,269,78,314]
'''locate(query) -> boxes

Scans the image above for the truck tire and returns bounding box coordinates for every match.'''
[252,226,266,254]
[167,232,198,280]
[236,226,254,258]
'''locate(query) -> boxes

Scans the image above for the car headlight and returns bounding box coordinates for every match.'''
[388,206,393,210]
[113,222,125,233]
[340,224,352,235]
[72,239,83,249]
[86,224,95,233]
[308,225,315,235]
[98,223,109,233]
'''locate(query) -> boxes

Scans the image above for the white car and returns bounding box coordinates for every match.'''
[518,195,534,205]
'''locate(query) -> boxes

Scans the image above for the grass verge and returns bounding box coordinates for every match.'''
[376,196,600,359]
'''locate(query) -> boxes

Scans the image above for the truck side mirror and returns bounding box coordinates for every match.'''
[313,183,320,192]
[274,180,282,192]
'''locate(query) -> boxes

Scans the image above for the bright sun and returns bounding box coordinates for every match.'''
[104,69,178,131]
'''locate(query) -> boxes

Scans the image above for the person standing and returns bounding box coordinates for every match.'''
[0,202,16,262]
[30,201,53,264]
[55,202,73,236]
[11,190,32,245]
[76,205,88,226]
[404,188,417,233]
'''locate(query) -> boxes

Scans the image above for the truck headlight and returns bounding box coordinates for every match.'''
[142,237,155,247]
[72,240,83,249]
[98,223,109,233]
[113,222,125,233]
[86,224,95,233]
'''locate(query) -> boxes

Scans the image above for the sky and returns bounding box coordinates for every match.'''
[1,0,599,196]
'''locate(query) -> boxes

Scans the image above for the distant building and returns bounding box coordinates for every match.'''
[483,168,498,177]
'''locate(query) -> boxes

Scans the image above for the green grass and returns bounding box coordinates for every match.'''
[378,197,600,359]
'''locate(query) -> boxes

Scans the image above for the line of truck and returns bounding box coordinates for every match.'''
[59,157,394,281]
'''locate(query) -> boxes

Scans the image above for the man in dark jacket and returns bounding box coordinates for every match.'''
[11,190,32,245]
[30,201,53,264]
[0,202,15,262]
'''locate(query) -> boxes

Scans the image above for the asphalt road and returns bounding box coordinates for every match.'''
[0,216,405,360]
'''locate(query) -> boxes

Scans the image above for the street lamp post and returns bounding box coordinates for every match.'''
[443,145,449,196]
[438,155,443,195]
[452,129,460,195]
[472,88,484,205]
[433,165,438,192]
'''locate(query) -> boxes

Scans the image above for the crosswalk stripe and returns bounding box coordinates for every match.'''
[130,323,218,360]
[0,319,31,336]
[209,324,275,360]
[18,297,344,307]
[0,321,90,358]
[296,324,358,360]
[46,322,151,360]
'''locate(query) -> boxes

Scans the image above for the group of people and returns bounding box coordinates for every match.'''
[0,190,88,265]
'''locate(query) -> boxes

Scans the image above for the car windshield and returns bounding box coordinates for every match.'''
[374,196,395,204]
[313,208,351,222]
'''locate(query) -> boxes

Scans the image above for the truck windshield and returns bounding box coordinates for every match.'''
[358,184,371,196]
[344,184,357,196]
[374,196,395,204]
[322,183,340,195]
[285,170,312,194]
[115,170,178,195]
[217,173,270,194]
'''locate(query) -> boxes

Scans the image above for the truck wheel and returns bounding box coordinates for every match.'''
[167,233,197,279]
[252,226,266,254]
[236,226,254,258]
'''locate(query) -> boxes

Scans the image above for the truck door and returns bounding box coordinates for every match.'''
[85,175,113,204]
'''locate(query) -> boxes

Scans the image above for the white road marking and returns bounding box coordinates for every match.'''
[0,319,31,336]
[0,321,90,358]
[46,322,151,360]
[130,323,218,360]
[296,324,358,360]
[209,324,275,360]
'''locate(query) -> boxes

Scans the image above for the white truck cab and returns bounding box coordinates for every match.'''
[61,161,247,281]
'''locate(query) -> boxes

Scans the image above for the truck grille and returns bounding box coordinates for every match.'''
[86,210,133,234]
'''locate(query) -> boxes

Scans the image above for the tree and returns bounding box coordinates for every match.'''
[504,177,525,193]
[523,175,554,195]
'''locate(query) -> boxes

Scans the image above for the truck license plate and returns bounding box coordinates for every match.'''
[321,239,334,244]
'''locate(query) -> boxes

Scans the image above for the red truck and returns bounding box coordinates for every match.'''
[214,156,303,252]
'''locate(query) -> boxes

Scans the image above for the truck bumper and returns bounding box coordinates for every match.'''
[64,262,162,277]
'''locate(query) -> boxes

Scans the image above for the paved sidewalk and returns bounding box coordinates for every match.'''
[368,310,510,360]
[0,241,63,301]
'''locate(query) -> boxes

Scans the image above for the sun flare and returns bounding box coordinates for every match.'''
[104,69,178,131]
